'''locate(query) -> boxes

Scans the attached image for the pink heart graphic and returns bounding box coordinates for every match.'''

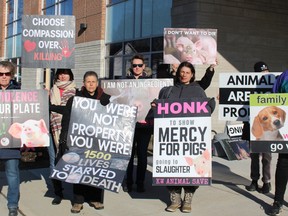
[24,40,36,52]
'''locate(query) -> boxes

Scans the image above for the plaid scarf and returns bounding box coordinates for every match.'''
[50,80,76,150]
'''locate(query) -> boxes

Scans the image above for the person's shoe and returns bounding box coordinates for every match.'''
[89,202,104,210]
[52,196,63,205]
[137,184,145,193]
[166,190,181,212]
[8,208,18,216]
[260,182,271,194]
[245,180,258,191]
[269,201,282,216]
[181,192,194,213]
[122,184,132,192]
[71,204,83,213]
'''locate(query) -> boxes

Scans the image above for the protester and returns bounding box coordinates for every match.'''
[122,54,153,193]
[244,61,272,194]
[51,71,110,213]
[0,61,21,216]
[49,68,76,205]
[268,69,288,216]
[170,62,217,90]
[123,54,217,193]
[155,61,215,213]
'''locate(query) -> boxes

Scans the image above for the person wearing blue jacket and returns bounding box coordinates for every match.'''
[269,69,288,216]
[0,61,21,216]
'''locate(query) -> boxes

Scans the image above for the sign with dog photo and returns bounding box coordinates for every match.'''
[0,90,49,148]
[250,93,288,153]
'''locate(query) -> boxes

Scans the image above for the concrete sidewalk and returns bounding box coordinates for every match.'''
[0,155,287,216]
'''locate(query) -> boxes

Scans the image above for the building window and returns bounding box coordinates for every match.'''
[105,0,172,78]
[43,0,73,15]
[6,0,23,58]
[5,0,23,83]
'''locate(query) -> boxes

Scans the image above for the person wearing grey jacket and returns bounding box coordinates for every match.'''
[157,61,215,213]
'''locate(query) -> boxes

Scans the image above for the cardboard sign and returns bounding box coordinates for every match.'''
[51,97,137,193]
[163,28,217,65]
[101,79,173,122]
[250,93,288,153]
[219,73,280,121]
[153,98,212,186]
[0,90,49,148]
[227,124,243,137]
[22,15,75,68]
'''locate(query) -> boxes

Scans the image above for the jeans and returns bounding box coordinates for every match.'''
[48,134,56,174]
[5,159,20,209]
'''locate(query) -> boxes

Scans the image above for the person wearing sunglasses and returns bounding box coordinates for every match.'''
[123,54,153,193]
[0,61,21,216]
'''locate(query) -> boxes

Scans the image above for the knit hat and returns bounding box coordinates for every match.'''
[254,61,269,72]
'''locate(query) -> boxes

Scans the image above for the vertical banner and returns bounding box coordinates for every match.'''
[219,73,279,121]
[0,90,49,148]
[101,79,173,122]
[51,97,137,193]
[163,28,217,65]
[250,93,288,153]
[153,98,212,186]
[22,15,75,68]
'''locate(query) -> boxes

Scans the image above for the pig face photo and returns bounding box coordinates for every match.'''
[184,149,211,177]
[164,28,217,65]
[8,119,49,147]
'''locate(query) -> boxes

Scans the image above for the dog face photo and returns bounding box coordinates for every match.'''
[252,106,286,141]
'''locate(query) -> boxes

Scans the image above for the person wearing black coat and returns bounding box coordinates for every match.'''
[0,61,21,216]
[50,71,110,214]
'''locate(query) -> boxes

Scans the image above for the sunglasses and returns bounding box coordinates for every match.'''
[0,72,12,77]
[132,64,143,68]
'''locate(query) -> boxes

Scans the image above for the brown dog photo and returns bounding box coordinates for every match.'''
[252,106,286,141]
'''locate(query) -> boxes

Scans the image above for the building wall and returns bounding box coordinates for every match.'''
[71,0,106,83]
[172,0,288,133]
[21,0,44,90]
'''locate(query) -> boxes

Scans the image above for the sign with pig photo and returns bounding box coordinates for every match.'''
[50,97,137,193]
[163,28,217,65]
[21,15,75,68]
[0,90,49,148]
[101,79,173,122]
[153,98,212,186]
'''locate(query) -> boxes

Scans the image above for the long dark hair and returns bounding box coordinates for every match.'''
[175,61,196,83]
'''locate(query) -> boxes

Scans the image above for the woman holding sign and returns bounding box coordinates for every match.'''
[50,71,110,213]
[49,68,76,205]
[156,62,215,213]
